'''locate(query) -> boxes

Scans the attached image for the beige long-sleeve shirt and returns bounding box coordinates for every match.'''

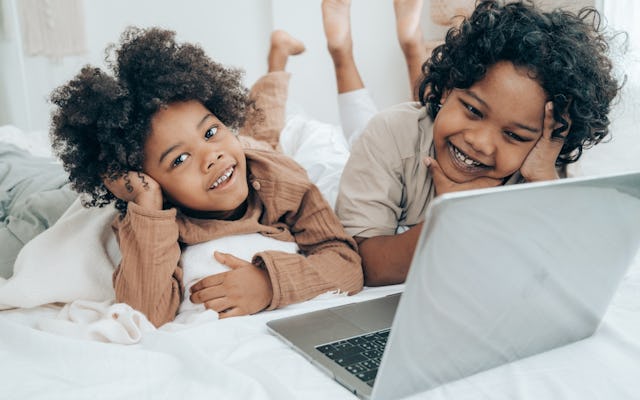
[336,102,436,238]
[112,149,363,327]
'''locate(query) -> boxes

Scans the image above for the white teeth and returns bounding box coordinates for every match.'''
[210,167,234,189]
[453,146,483,167]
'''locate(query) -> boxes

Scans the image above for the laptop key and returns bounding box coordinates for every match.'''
[356,369,378,383]
[335,352,368,366]
[345,363,368,374]
[316,344,335,354]
[348,336,368,345]
[322,346,365,360]
[362,350,383,359]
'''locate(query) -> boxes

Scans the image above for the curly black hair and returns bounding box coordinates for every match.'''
[419,0,621,166]
[50,26,254,212]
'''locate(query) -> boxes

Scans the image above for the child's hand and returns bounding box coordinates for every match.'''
[103,171,163,210]
[424,157,503,196]
[519,101,571,182]
[189,251,273,319]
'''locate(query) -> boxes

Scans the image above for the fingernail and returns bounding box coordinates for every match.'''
[423,157,431,167]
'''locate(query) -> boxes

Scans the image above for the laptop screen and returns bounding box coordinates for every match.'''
[372,172,640,400]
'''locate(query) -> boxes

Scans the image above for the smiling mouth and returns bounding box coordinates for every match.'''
[209,166,235,190]
[449,143,491,169]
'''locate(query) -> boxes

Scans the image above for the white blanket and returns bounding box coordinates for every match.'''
[0,199,119,310]
[2,256,640,400]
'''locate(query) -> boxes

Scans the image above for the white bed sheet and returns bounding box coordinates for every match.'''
[1,251,640,400]
[0,286,404,400]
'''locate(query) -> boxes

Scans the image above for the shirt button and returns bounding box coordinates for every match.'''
[252,180,261,190]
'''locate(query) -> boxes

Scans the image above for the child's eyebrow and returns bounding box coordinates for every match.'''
[198,113,215,128]
[462,89,489,110]
[159,144,182,165]
[513,122,541,134]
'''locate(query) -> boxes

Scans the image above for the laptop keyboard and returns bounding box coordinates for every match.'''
[315,329,390,387]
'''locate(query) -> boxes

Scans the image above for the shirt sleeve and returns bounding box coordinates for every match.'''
[112,202,183,327]
[252,184,363,310]
[335,113,405,238]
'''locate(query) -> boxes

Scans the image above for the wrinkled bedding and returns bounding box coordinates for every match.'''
[0,142,76,278]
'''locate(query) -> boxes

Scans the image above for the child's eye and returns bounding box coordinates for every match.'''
[204,126,218,140]
[462,101,482,118]
[172,153,189,168]
[503,131,531,142]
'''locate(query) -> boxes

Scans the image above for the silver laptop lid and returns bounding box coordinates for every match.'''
[372,171,640,400]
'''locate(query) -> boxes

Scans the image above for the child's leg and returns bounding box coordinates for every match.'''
[239,30,305,151]
[322,0,377,145]
[268,29,305,73]
[322,0,363,94]
[393,0,429,101]
[396,0,475,101]
[337,87,378,146]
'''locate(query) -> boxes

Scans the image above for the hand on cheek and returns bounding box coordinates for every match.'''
[102,171,163,210]
[520,101,571,182]
[424,157,502,196]
[189,251,273,318]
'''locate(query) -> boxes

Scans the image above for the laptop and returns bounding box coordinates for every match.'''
[267,170,640,400]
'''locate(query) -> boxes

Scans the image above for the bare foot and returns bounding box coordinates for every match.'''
[394,0,428,100]
[322,0,353,61]
[394,0,425,55]
[321,0,363,93]
[268,30,306,72]
[430,0,474,27]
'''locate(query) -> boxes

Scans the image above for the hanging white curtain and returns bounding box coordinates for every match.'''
[18,0,86,60]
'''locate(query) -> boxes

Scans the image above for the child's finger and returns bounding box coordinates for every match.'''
[541,102,554,139]
[423,156,450,192]
[218,307,245,319]
[203,297,234,313]
[544,101,571,141]
[191,273,225,293]
[213,251,250,270]
[190,283,225,304]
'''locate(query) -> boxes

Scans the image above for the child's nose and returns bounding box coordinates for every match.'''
[202,150,223,171]
[465,129,496,157]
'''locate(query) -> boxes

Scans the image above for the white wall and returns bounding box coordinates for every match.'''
[575,0,640,175]
[1,0,278,131]
[0,0,411,132]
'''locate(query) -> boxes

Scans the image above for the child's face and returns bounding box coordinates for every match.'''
[143,100,248,216]
[432,61,547,183]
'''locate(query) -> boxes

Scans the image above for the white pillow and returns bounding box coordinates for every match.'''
[178,234,298,320]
